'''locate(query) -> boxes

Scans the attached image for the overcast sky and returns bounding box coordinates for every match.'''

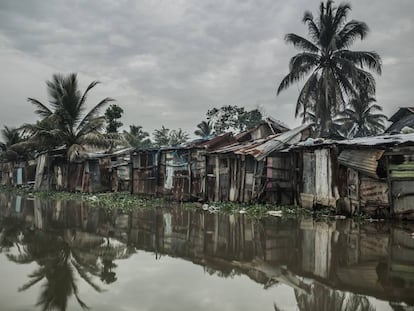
[0,0,413,138]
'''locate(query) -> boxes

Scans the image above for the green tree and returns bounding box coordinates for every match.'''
[277,0,382,137]
[153,126,170,147]
[169,128,189,145]
[336,93,387,138]
[194,121,213,138]
[24,73,115,161]
[0,126,25,161]
[207,105,263,134]
[123,125,152,149]
[105,104,124,133]
[152,126,189,147]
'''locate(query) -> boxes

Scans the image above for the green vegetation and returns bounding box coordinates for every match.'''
[0,126,26,161]
[336,92,387,138]
[194,120,213,138]
[123,125,152,149]
[277,0,382,137]
[1,186,372,220]
[105,103,124,133]
[152,126,190,147]
[23,73,116,161]
[206,105,263,135]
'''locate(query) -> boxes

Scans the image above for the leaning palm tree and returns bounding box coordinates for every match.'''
[336,93,387,138]
[24,73,115,161]
[194,121,213,138]
[277,0,382,137]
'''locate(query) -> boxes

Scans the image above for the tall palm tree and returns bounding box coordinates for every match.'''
[277,0,382,137]
[194,121,213,138]
[336,94,387,138]
[24,73,115,161]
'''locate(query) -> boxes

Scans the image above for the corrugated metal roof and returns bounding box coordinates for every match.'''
[338,133,414,146]
[159,133,236,151]
[389,107,414,123]
[248,123,313,160]
[296,132,414,149]
[210,123,312,159]
[338,149,385,179]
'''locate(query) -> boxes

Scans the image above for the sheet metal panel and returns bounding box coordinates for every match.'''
[338,149,384,179]
[360,177,388,206]
[315,149,332,206]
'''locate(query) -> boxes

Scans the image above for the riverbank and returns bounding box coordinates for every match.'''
[0,186,368,220]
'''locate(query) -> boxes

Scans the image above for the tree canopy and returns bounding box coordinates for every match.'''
[23,73,115,161]
[105,104,124,133]
[206,105,263,135]
[277,0,382,137]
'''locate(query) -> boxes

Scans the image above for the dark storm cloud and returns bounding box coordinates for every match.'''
[0,0,413,136]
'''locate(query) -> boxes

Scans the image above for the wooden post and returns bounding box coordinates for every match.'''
[215,155,220,201]
[241,155,246,202]
[188,150,192,199]
[385,154,393,216]
[252,158,257,202]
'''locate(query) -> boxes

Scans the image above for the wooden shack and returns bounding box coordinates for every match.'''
[131,134,236,200]
[34,148,131,193]
[206,124,312,204]
[294,144,340,209]
[131,149,160,196]
[294,133,414,218]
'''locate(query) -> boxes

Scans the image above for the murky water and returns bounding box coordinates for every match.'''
[1,193,414,311]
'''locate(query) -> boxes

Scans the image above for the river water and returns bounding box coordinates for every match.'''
[1,193,414,311]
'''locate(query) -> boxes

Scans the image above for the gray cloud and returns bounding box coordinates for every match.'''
[0,0,413,138]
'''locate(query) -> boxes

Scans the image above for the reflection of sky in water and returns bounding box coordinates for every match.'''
[76,251,298,311]
[0,249,393,311]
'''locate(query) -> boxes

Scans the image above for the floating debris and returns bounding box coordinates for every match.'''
[267,210,283,217]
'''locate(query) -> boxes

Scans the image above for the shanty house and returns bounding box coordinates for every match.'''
[34,148,131,193]
[295,133,414,218]
[206,124,312,204]
[386,107,414,134]
[293,142,340,209]
[131,134,236,200]
[131,149,159,196]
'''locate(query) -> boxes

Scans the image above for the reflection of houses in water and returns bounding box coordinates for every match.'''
[124,208,414,306]
[2,197,414,307]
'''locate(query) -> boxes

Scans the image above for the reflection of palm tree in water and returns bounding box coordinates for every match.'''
[273,283,376,311]
[293,283,376,311]
[0,217,25,253]
[7,229,130,310]
[97,237,135,284]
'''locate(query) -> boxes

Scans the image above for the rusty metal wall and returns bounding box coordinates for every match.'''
[338,149,384,179]
[265,154,294,204]
[132,151,158,196]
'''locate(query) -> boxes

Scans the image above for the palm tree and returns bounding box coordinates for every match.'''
[277,0,382,137]
[0,126,25,161]
[24,73,115,161]
[194,121,213,138]
[169,128,189,145]
[336,93,387,138]
[123,125,152,149]
[153,126,170,147]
